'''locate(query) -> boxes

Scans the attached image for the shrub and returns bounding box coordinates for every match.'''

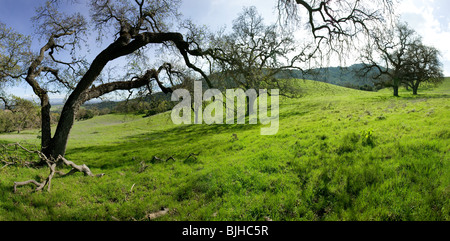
[361,129,375,147]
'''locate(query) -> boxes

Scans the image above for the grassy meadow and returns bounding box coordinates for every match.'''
[0,78,449,221]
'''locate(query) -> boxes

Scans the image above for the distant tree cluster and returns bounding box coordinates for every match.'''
[114,100,150,115]
[112,96,174,116]
[360,22,444,96]
[0,97,42,133]
[74,107,96,121]
[74,94,175,119]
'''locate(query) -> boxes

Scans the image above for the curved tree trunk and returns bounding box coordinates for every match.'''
[50,101,82,161]
[36,30,210,161]
[44,32,125,160]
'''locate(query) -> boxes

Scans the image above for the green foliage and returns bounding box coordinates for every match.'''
[114,100,151,114]
[0,97,40,133]
[0,110,15,132]
[145,100,175,117]
[336,132,360,154]
[75,107,96,121]
[361,129,375,147]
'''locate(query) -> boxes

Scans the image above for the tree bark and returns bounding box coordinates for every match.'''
[393,86,399,97]
[412,85,419,95]
[40,94,53,156]
[246,95,254,117]
[48,32,153,159]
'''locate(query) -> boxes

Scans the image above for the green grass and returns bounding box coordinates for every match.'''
[0,79,449,221]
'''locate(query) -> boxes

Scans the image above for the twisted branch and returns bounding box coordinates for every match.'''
[138,153,199,173]
[2,143,104,193]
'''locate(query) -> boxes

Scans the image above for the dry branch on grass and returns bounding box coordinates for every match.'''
[151,155,176,163]
[145,208,169,221]
[138,153,199,173]
[110,208,169,221]
[1,143,104,193]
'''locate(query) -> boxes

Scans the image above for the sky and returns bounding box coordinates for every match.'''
[398,0,450,76]
[0,0,449,102]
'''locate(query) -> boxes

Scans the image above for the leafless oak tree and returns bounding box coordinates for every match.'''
[277,0,396,62]
[402,43,444,95]
[359,22,419,97]
[204,6,310,116]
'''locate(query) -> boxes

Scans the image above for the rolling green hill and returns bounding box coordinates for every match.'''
[279,64,386,91]
[79,64,383,115]
[0,79,449,221]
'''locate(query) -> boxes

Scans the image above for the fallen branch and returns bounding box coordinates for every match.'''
[14,162,57,193]
[1,161,15,169]
[55,155,105,177]
[1,143,39,168]
[138,153,199,173]
[4,143,104,193]
[138,156,171,173]
[1,142,40,154]
[151,155,176,163]
[110,207,169,221]
[145,208,169,220]
[139,161,149,173]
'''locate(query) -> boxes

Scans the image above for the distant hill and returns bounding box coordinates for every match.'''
[280,63,386,91]
[81,64,385,112]
[199,63,386,91]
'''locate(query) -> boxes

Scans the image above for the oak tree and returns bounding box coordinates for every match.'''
[277,0,395,60]
[0,0,213,162]
[359,22,420,97]
[402,43,444,95]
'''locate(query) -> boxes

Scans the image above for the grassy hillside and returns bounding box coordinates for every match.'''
[0,79,448,221]
[285,64,385,90]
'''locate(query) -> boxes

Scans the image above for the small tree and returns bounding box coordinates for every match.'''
[212,6,303,89]
[207,6,310,116]
[11,97,40,133]
[359,22,420,97]
[0,96,40,133]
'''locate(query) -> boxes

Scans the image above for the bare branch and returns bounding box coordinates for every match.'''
[5,143,104,193]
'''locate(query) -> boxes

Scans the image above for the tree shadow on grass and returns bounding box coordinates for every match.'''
[66,120,261,170]
[400,93,450,100]
[363,93,449,104]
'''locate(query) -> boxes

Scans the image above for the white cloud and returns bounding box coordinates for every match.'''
[399,0,450,76]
